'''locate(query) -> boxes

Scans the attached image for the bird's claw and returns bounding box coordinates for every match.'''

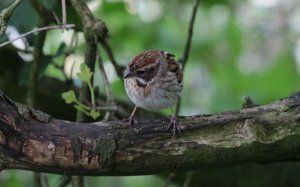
[167,116,181,138]
[128,115,138,126]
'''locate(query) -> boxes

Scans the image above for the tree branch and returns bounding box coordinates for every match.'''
[99,39,125,80]
[69,0,124,80]
[0,91,300,175]
[0,24,75,48]
[179,0,200,66]
[175,0,200,115]
[0,0,22,37]
[29,0,54,24]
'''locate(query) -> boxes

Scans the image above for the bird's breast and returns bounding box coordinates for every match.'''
[124,78,181,111]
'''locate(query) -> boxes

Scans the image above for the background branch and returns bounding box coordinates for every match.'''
[179,0,200,66]
[58,176,72,187]
[97,50,115,120]
[29,0,54,23]
[175,0,200,115]
[99,39,125,79]
[26,1,51,185]
[0,24,75,48]
[27,26,46,187]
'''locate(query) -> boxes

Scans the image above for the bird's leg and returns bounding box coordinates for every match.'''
[167,107,181,138]
[128,105,138,126]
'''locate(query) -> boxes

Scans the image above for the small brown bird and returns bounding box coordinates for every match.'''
[124,50,183,137]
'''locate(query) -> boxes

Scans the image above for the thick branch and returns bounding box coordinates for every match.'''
[0,91,300,175]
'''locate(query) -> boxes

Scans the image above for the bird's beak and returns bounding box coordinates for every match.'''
[123,70,133,79]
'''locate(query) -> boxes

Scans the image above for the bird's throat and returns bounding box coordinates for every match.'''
[136,79,147,88]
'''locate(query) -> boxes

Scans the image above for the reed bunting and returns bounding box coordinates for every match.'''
[124,50,183,137]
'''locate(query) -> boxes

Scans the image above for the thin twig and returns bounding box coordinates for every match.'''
[63,33,78,81]
[26,25,47,107]
[52,11,61,25]
[175,0,200,115]
[61,0,67,27]
[0,24,75,48]
[95,104,118,111]
[58,176,72,187]
[43,174,50,187]
[97,51,114,103]
[179,0,200,66]
[97,50,115,120]
[100,39,125,79]
[33,172,42,187]
[162,173,177,187]
[183,171,195,187]
[68,31,78,53]
[72,176,84,187]
[0,0,22,37]
[95,99,130,118]
[29,0,54,23]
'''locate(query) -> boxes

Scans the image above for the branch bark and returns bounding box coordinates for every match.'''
[0,91,300,175]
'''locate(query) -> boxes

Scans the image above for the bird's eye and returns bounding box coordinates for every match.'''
[137,70,145,75]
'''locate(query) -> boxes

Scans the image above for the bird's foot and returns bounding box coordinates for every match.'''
[128,115,138,126]
[167,115,181,138]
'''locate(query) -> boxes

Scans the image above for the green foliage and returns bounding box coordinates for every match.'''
[90,109,101,119]
[77,63,93,83]
[77,63,96,105]
[62,64,100,119]
[61,90,77,104]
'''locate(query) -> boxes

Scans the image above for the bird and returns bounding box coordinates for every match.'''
[123,50,183,137]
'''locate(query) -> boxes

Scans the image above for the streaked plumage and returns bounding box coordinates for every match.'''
[124,50,183,110]
[124,50,183,137]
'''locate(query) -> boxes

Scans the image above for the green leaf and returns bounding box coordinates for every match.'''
[77,63,93,83]
[90,110,100,119]
[62,90,77,104]
[74,105,90,116]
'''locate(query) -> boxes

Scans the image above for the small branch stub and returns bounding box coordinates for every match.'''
[242,96,259,108]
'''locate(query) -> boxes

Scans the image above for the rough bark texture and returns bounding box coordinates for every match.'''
[0,91,300,176]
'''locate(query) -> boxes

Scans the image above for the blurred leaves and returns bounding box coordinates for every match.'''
[1,0,300,186]
[61,90,77,104]
[62,63,99,119]
[62,89,100,120]
[77,63,93,83]
[18,43,67,86]
[77,63,96,105]
[90,109,100,119]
